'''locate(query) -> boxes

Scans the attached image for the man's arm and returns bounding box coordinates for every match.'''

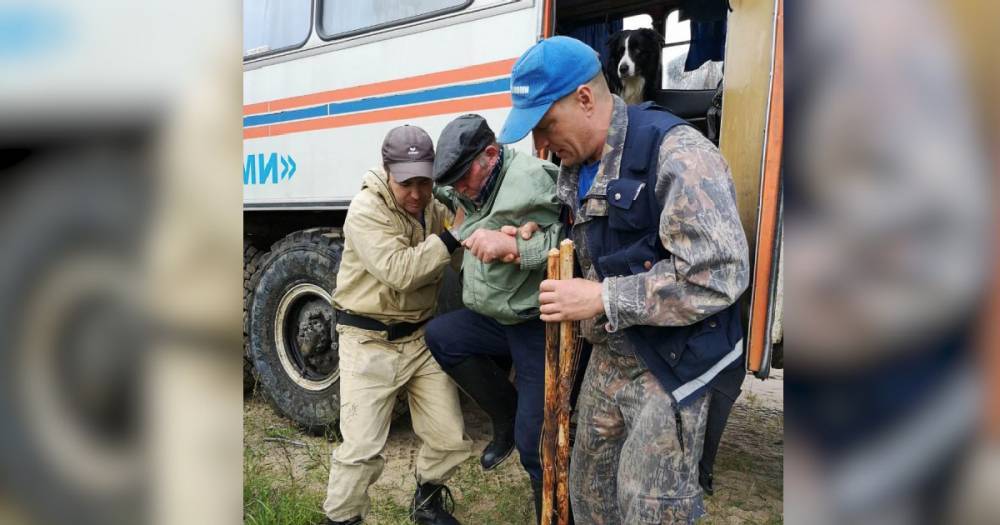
[463,175,563,267]
[603,126,750,330]
[513,220,562,270]
[345,197,458,293]
[462,220,561,267]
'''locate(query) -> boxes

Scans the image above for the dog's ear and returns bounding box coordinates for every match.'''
[605,31,623,53]
[604,58,622,94]
[603,31,624,94]
[641,27,666,48]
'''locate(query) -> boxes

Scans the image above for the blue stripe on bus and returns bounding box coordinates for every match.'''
[327,77,510,115]
[243,77,510,128]
[243,104,330,127]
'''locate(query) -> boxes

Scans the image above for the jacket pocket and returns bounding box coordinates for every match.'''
[674,314,731,382]
[336,325,398,384]
[478,260,523,293]
[606,178,650,231]
[640,313,731,385]
[596,234,661,277]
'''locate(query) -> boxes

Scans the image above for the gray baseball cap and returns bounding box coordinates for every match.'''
[432,114,496,186]
[381,125,435,182]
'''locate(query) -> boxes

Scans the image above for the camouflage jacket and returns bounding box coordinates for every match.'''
[558,96,749,348]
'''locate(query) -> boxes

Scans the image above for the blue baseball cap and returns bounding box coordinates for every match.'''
[498,36,602,144]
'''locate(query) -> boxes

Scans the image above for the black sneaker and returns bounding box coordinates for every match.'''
[411,482,460,525]
[322,517,362,525]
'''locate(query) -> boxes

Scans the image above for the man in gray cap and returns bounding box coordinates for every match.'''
[322,124,472,525]
[423,114,564,521]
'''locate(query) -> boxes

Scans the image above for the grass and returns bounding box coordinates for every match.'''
[244,444,535,525]
[244,395,536,525]
[366,496,413,525]
[244,447,327,525]
[244,386,783,525]
[447,459,534,525]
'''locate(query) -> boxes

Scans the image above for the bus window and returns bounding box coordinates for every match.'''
[318,0,473,40]
[243,0,312,59]
[661,10,723,90]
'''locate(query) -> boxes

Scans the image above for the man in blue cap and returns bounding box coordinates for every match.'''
[499,36,749,524]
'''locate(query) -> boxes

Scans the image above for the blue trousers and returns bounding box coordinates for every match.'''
[425,308,545,481]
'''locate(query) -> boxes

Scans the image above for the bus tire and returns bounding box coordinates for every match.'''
[243,239,267,395]
[248,228,345,434]
[0,167,145,524]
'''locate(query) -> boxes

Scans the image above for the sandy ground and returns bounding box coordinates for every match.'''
[702,370,783,524]
[244,369,783,524]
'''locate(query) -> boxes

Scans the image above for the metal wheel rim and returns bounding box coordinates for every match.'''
[273,282,338,391]
[18,254,140,494]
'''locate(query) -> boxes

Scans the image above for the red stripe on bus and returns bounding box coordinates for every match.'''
[243,126,270,139]
[243,102,270,115]
[244,93,512,139]
[244,58,517,116]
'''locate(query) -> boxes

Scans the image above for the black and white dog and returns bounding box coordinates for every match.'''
[605,28,665,105]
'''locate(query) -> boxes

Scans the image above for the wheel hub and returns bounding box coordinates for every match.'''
[274,283,338,390]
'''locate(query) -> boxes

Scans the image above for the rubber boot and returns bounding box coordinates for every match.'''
[444,355,517,470]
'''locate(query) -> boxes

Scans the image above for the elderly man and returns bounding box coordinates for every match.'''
[423,114,564,520]
[499,37,749,524]
[322,125,472,525]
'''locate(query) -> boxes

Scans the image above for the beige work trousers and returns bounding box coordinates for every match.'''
[323,324,472,521]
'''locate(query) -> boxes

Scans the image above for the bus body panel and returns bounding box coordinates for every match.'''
[243,4,539,208]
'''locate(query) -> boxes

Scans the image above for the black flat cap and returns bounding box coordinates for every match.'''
[432,114,496,186]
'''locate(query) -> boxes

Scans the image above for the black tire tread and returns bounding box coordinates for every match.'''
[243,239,269,395]
[249,228,345,435]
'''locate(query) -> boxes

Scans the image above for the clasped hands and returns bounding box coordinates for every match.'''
[461,221,604,322]
[460,221,541,264]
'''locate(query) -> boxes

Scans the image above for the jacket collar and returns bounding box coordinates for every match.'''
[473,145,505,205]
[556,95,629,220]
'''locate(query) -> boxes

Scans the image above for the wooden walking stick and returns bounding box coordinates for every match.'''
[541,248,561,525]
[556,239,576,525]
